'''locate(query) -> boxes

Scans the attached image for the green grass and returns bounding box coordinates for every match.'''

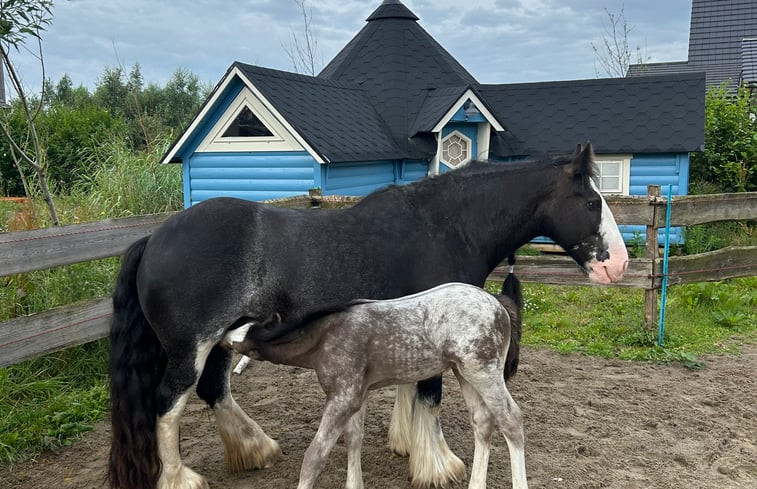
[486,277,756,367]
[0,341,109,465]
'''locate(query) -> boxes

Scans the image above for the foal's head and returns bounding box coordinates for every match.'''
[540,143,628,284]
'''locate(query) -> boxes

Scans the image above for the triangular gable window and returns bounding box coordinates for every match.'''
[197,85,306,153]
[222,106,274,138]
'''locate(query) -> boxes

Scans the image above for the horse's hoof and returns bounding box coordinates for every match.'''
[408,445,466,488]
[225,435,282,472]
[158,464,209,489]
[409,458,466,488]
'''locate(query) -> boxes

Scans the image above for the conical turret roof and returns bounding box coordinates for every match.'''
[319,0,477,157]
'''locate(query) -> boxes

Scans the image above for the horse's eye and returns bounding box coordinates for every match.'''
[587,199,600,210]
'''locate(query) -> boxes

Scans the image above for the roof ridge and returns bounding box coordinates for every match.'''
[235,62,364,90]
[366,0,419,22]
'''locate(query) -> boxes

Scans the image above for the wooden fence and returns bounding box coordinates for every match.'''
[1,188,755,368]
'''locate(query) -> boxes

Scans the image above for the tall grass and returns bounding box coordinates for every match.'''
[0,140,182,465]
[71,136,182,219]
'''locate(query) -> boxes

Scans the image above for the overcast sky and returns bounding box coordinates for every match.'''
[11,0,693,94]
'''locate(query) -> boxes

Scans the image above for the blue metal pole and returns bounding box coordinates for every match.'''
[658,185,673,347]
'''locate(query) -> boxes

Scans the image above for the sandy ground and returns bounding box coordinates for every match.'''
[2,344,756,489]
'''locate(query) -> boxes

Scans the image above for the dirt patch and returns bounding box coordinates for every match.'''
[3,345,756,489]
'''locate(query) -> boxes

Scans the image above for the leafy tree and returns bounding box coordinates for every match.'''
[0,0,59,224]
[42,102,123,189]
[159,68,204,131]
[690,85,757,192]
[93,66,129,117]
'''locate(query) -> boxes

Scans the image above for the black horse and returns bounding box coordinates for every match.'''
[108,143,627,489]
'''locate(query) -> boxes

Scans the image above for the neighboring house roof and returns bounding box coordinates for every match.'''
[742,38,757,86]
[480,73,705,156]
[628,0,757,90]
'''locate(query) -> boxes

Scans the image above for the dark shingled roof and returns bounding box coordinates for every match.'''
[628,0,757,91]
[319,0,477,159]
[236,63,403,163]
[480,73,705,155]
[410,86,469,135]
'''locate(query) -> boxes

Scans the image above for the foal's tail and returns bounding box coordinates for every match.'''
[108,236,166,489]
[500,254,522,381]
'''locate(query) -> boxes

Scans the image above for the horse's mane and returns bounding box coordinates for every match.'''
[354,151,594,208]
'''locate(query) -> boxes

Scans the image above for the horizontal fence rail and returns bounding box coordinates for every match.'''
[0,190,755,367]
[0,213,175,277]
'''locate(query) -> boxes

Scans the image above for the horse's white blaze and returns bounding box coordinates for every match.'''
[388,384,415,456]
[587,182,628,284]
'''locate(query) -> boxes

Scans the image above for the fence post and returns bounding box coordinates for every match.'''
[643,185,661,330]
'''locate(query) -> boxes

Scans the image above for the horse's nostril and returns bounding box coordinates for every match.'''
[597,250,610,261]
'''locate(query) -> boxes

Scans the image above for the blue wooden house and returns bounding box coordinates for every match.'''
[161,0,704,242]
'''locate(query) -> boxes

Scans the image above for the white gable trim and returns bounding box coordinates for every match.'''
[161,66,325,164]
[197,87,303,153]
[476,122,491,160]
[431,89,505,133]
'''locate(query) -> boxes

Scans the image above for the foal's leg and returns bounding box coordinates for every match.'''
[297,387,362,489]
[388,383,415,456]
[156,342,215,489]
[196,345,282,472]
[344,403,367,489]
[461,368,528,489]
[409,377,466,488]
[453,370,495,489]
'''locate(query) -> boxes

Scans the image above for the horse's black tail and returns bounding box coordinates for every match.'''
[108,236,165,489]
[501,254,522,381]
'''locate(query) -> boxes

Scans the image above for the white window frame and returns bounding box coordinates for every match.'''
[594,155,631,195]
[440,130,472,169]
[198,87,303,153]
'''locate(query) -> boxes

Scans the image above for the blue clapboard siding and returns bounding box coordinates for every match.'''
[398,160,429,184]
[621,153,689,244]
[186,151,317,206]
[323,160,396,195]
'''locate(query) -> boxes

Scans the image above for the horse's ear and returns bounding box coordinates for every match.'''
[572,143,583,157]
[567,142,595,177]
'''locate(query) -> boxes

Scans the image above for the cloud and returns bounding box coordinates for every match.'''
[8,0,691,95]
